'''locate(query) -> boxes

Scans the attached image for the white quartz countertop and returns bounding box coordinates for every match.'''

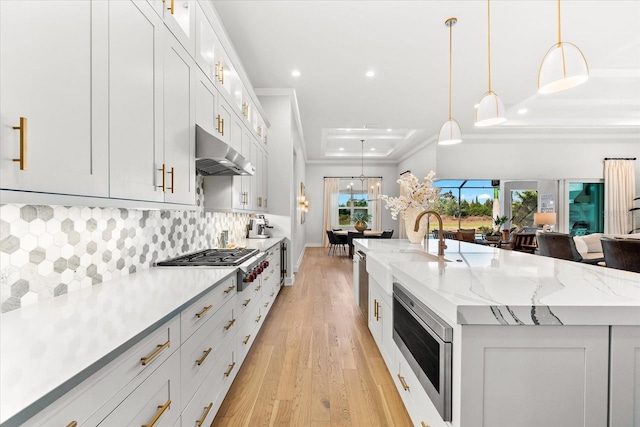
[357,238,640,327]
[0,267,237,425]
[239,236,284,251]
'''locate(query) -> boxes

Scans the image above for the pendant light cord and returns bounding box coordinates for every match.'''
[487,0,492,93]
[448,20,453,120]
[557,0,562,45]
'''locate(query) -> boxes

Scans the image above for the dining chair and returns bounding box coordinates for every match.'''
[507,232,538,254]
[380,229,394,238]
[537,232,599,264]
[326,230,345,256]
[455,229,476,243]
[347,231,365,258]
[601,237,640,273]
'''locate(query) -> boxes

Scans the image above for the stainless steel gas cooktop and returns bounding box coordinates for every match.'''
[156,248,259,267]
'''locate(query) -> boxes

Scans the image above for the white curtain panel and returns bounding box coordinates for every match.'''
[604,159,636,234]
[398,180,409,239]
[323,178,339,247]
[367,178,382,231]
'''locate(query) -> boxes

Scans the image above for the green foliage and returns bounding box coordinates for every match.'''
[352,211,372,223]
[511,190,538,227]
[494,215,509,228]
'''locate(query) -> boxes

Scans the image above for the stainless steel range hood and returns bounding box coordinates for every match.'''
[195,125,255,176]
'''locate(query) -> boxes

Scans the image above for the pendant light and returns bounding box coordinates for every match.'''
[438,17,462,145]
[538,0,589,94]
[475,0,506,126]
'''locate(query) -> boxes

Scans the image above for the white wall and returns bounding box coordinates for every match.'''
[397,140,438,180]
[435,135,639,183]
[305,162,400,246]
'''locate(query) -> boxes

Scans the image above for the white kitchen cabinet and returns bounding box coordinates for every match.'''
[460,325,609,427]
[108,0,163,202]
[368,277,395,370]
[196,69,219,139]
[216,95,234,146]
[162,31,196,205]
[0,0,108,199]
[146,0,195,56]
[194,1,217,81]
[610,326,640,427]
[96,350,181,427]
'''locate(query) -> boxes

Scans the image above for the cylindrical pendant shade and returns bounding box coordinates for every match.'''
[538,42,589,94]
[438,119,462,145]
[475,91,506,126]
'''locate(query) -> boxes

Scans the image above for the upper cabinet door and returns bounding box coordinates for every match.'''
[146,0,195,56]
[0,0,108,197]
[163,33,196,205]
[194,2,216,81]
[108,0,164,202]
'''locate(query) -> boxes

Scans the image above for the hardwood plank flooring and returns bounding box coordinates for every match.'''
[213,247,412,427]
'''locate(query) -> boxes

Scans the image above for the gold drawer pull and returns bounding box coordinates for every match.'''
[421,422,430,427]
[167,167,174,193]
[67,422,78,427]
[224,318,236,330]
[196,402,213,427]
[397,374,410,391]
[264,302,269,308]
[255,314,262,323]
[12,117,27,170]
[243,299,251,307]
[224,361,236,377]
[224,284,236,294]
[254,285,261,291]
[243,334,251,345]
[220,65,225,84]
[142,399,171,427]
[167,0,174,14]
[375,301,381,321]
[196,347,212,366]
[140,340,170,366]
[196,304,213,318]
[220,117,225,135]
[373,299,378,320]
[270,292,275,297]
[157,164,166,192]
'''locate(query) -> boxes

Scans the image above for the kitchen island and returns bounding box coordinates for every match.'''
[354,238,640,427]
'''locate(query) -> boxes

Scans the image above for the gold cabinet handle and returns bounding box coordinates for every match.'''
[67,422,78,427]
[224,361,236,377]
[215,61,221,81]
[12,117,27,170]
[242,299,251,307]
[224,284,236,294]
[270,292,275,297]
[243,334,251,345]
[167,167,174,193]
[254,284,261,292]
[216,114,221,134]
[255,314,262,323]
[264,302,269,308]
[195,304,213,319]
[196,402,213,427]
[196,347,212,366]
[421,422,430,427]
[142,399,171,427]
[157,164,166,192]
[140,340,170,366]
[376,301,381,321]
[167,0,174,14]
[224,318,236,330]
[220,118,225,136]
[220,65,225,84]
[257,126,262,137]
[397,374,410,391]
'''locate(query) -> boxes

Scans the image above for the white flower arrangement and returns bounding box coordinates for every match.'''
[380,171,441,220]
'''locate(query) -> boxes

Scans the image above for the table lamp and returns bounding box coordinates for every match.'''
[534,212,557,232]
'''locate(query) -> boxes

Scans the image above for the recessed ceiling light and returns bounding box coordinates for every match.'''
[387,128,392,132]
[345,129,351,132]
[339,147,344,151]
[366,70,375,77]
[370,148,375,151]
[518,108,528,114]
[291,70,301,77]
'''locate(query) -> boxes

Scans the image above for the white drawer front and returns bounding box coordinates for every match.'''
[236,288,258,322]
[181,275,237,343]
[181,297,237,405]
[237,304,260,365]
[23,315,180,427]
[97,349,181,427]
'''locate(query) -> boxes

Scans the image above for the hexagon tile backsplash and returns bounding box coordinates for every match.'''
[0,186,251,313]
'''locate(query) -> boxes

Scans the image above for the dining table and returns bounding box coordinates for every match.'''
[333,230,385,258]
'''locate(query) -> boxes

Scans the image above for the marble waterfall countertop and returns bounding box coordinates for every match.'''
[0,267,237,425]
[356,238,640,327]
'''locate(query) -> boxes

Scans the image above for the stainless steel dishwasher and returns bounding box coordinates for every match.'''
[354,250,368,319]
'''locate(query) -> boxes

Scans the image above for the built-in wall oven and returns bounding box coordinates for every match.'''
[393,282,453,421]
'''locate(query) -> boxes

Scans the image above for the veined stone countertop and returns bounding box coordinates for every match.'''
[0,267,237,425]
[355,238,640,327]
[239,236,285,251]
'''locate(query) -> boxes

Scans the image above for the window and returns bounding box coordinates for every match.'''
[338,179,370,227]
[510,190,538,228]
[568,182,604,235]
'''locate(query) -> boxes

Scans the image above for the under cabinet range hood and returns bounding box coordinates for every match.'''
[195,125,255,176]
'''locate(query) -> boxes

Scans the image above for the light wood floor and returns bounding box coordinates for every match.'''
[212,247,413,427]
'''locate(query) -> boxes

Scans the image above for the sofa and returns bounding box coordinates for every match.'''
[574,232,640,261]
